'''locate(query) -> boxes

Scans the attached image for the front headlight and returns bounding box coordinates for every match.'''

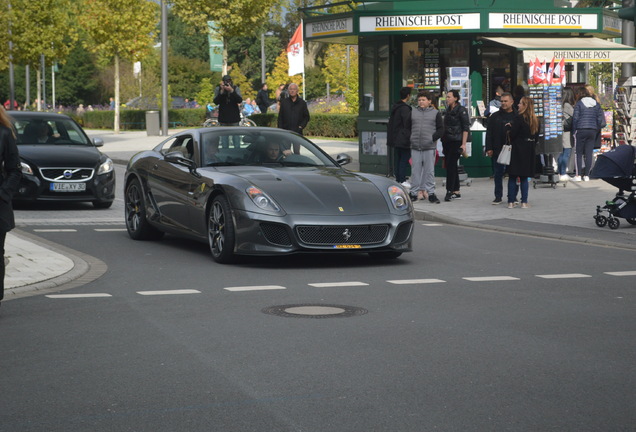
[388,185,410,211]
[246,186,281,212]
[97,158,114,175]
[20,162,34,175]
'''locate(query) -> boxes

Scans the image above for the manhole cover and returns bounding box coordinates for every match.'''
[262,304,368,319]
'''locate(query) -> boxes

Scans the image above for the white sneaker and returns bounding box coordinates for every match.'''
[572,176,582,182]
[401,181,411,188]
[583,176,590,182]
[559,175,570,182]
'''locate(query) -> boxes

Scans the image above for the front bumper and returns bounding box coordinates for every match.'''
[232,209,414,256]
[13,171,116,204]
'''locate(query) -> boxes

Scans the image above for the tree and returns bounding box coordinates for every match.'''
[6,0,79,110]
[170,0,280,74]
[78,0,158,132]
[323,44,358,113]
[267,50,303,95]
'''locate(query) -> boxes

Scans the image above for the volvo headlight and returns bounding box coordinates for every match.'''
[388,185,410,211]
[20,162,34,175]
[97,158,114,175]
[246,186,281,212]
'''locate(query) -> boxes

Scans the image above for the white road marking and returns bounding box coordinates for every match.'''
[223,285,286,292]
[94,228,127,232]
[307,281,369,287]
[536,273,592,279]
[33,229,77,233]
[387,279,446,284]
[46,293,112,298]
[605,271,636,276]
[137,289,201,295]
[422,223,444,226]
[463,276,520,282]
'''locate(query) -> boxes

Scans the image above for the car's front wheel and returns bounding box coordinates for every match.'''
[125,178,164,240]
[208,195,236,263]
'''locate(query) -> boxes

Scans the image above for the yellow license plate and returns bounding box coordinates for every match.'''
[334,245,361,249]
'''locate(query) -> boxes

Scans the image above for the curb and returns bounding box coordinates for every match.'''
[4,229,109,301]
[414,209,636,251]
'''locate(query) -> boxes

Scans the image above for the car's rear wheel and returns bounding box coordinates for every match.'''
[368,251,402,259]
[208,195,236,263]
[125,178,164,240]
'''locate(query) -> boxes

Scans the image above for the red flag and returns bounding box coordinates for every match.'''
[528,59,535,85]
[559,58,567,85]
[287,23,304,76]
[546,57,555,83]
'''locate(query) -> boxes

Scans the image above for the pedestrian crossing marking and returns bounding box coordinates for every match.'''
[463,276,520,282]
[137,289,201,295]
[308,281,369,287]
[387,279,446,284]
[223,285,286,292]
[46,293,112,298]
[33,229,77,233]
[604,271,636,276]
[536,273,592,279]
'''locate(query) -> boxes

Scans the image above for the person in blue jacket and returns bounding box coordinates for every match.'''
[572,85,605,182]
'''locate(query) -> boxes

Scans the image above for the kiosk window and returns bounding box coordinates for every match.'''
[361,42,389,112]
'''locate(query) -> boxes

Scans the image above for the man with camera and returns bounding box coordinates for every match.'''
[213,74,243,126]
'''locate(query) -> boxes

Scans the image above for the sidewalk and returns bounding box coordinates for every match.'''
[4,128,635,299]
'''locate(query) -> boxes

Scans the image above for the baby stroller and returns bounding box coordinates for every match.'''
[591,144,636,230]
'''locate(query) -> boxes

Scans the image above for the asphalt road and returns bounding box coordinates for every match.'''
[2,207,636,430]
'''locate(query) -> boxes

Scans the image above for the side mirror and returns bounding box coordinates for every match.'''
[335,153,352,166]
[92,137,104,147]
[165,151,196,170]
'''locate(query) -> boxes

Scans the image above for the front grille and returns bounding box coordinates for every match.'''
[40,168,94,182]
[260,223,292,247]
[296,224,389,246]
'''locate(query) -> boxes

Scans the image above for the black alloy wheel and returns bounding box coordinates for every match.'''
[208,195,236,263]
[125,178,164,240]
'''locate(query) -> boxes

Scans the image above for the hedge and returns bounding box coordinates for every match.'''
[83,109,358,138]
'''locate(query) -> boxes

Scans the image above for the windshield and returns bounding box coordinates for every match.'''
[14,117,92,146]
[200,130,338,168]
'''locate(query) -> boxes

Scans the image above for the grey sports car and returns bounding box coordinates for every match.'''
[124,127,413,263]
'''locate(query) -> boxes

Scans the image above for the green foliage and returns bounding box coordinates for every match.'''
[84,108,208,129]
[78,0,158,62]
[56,45,101,106]
[305,66,326,100]
[196,78,216,108]
[168,10,210,62]
[169,55,214,98]
[8,0,78,67]
[267,50,303,94]
[323,44,359,113]
[227,63,255,100]
[303,113,357,138]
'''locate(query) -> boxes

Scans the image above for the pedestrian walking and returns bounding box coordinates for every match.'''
[256,83,272,114]
[505,97,539,209]
[485,92,516,204]
[409,91,443,203]
[441,89,470,201]
[558,87,575,181]
[572,86,605,181]
[387,87,413,187]
[277,83,310,155]
[0,106,23,307]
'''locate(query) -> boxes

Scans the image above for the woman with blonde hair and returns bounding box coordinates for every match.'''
[505,96,539,209]
[0,106,22,308]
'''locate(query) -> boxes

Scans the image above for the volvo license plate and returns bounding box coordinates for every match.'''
[50,183,86,192]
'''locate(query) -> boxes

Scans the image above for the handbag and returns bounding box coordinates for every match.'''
[497,132,512,165]
[563,114,572,132]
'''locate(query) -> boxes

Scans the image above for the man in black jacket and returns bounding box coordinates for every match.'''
[387,86,413,185]
[277,83,310,155]
[213,75,242,126]
[485,92,516,204]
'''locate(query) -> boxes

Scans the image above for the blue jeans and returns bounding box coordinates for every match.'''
[558,148,571,175]
[493,161,506,200]
[508,176,529,204]
[394,147,411,183]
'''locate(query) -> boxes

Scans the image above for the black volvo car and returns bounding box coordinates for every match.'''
[10,112,115,208]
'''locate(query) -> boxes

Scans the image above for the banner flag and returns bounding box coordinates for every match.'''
[287,22,304,76]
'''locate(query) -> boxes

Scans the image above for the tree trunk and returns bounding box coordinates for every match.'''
[114,54,120,134]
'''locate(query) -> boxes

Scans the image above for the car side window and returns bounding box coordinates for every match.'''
[161,135,194,159]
